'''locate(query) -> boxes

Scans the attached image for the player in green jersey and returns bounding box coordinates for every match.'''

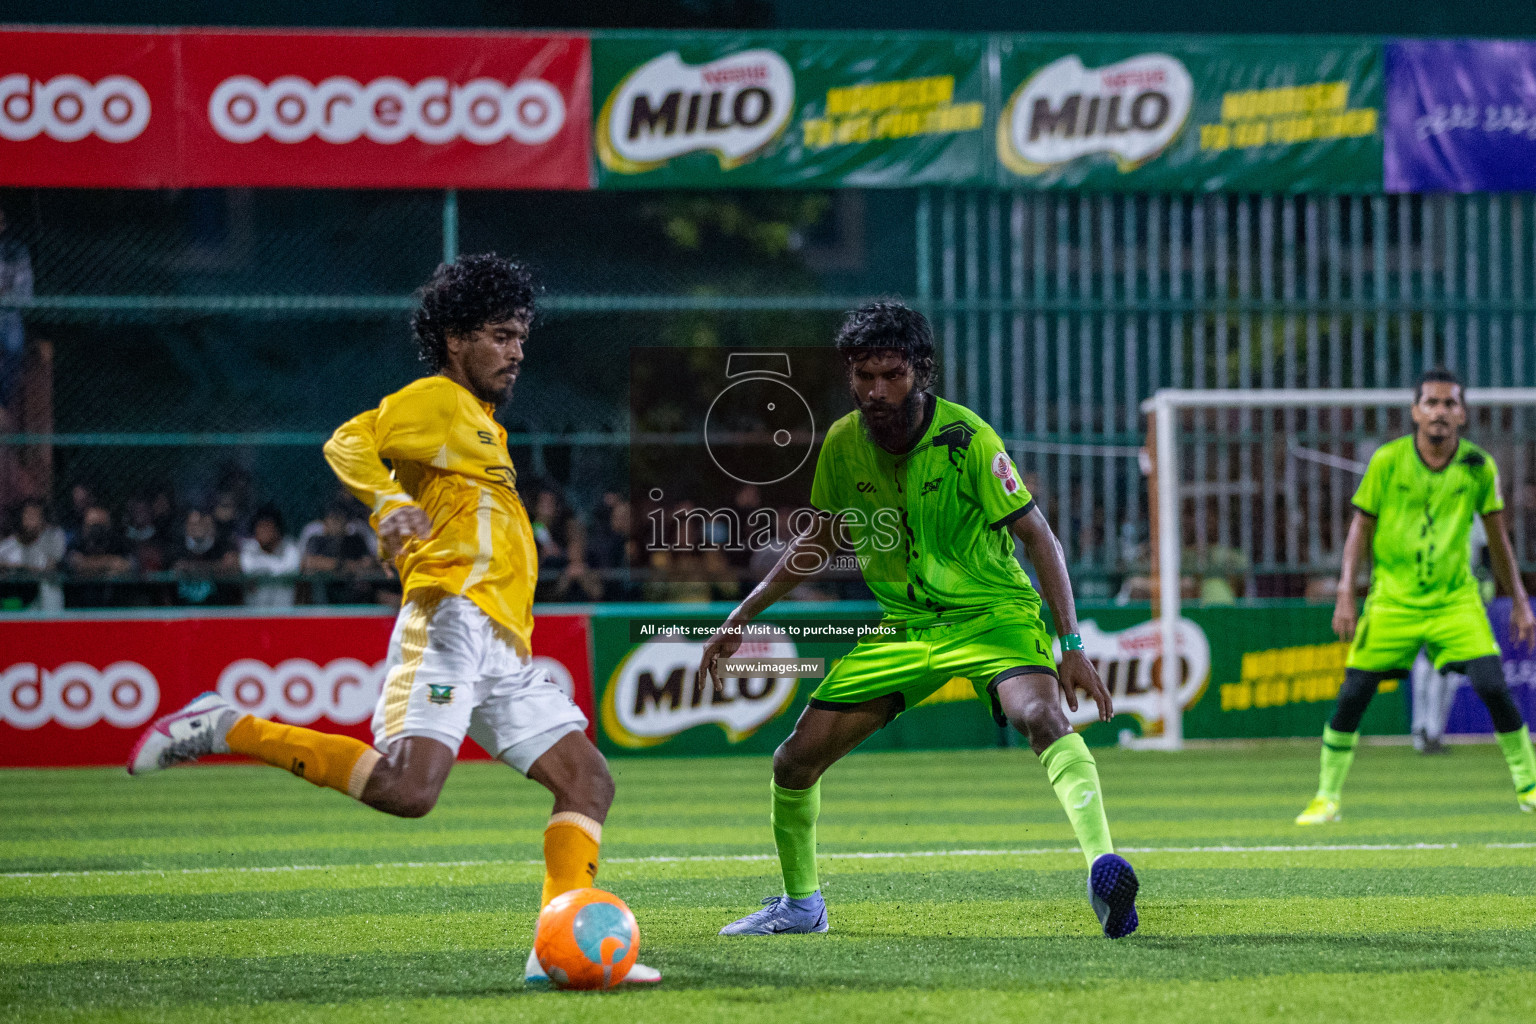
[1297,368,1536,824]
[701,301,1139,939]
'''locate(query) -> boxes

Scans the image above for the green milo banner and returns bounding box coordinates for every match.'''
[994,36,1383,192]
[587,602,1406,757]
[592,34,988,188]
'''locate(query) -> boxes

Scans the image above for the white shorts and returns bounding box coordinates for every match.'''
[371,591,588,774]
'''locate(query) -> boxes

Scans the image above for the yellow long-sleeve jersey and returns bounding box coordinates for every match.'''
[323,375,538,654]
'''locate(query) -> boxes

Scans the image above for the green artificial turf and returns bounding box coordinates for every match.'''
[3,743,1534,1023]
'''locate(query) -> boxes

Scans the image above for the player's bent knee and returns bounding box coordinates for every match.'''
[1465,656,1523,733]
[359,758,446,819]
[1011,703,1068,750]
[996,682,1068,748]
[369,780,439,819]
[772,743,823,790]
[1330,669,1382,733]
[389,792,439,819]
[586,762,616,812]
[528,733,616,818]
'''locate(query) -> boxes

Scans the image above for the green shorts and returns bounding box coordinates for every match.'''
[1346,590,1500,676]
[809,609,1057,725]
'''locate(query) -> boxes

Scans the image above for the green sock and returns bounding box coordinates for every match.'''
[1318,726,1359,801]
[770,780,821,899]
[1039,732,1113,866]
[1494,725,1536,797]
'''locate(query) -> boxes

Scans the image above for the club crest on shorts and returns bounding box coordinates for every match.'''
[427,683,455,705]
[992,452,1021,495]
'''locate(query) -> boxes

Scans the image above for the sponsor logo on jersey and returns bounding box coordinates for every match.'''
[601,627,800,747]
[1059,618,1211,732]
[0,73,151,143]
[855,480,876,493]
[597,49,794,173]
[931,420,977,466]
[998,53,1192,175]
[0,660,160,729]
[921,477,943,496]
[992,451,1021,495]
[206,74,566,146]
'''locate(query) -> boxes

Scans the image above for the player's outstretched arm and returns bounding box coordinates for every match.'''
[1008,507,1112,722]
[322,410,431,560]
[696,513,842,692]
[1483,509,1535,649]
[1333,511,1374,641]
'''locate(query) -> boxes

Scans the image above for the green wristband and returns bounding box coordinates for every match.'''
[1060,633,1084,652]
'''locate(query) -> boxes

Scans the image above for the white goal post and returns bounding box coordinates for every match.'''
[1137,386,1536,752]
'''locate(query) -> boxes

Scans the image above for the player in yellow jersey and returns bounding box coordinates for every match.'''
[127,255,659,985]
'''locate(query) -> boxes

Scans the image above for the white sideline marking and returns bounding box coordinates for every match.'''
[4,841,1535,880]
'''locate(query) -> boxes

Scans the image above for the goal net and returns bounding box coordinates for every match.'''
[1137,386,1536,750]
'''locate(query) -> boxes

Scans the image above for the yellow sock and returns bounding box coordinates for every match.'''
[225,715,381,799]
[540,812,602,908]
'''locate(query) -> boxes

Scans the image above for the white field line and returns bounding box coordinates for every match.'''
[4,841,1535,880]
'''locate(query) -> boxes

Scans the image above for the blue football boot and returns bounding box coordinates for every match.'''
[719,891,830,935]
[1088,853,1140,938]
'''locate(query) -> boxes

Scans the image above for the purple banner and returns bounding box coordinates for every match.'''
[1386,39,1536,192]
[1444,598,1536,735]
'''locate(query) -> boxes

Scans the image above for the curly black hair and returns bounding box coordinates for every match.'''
[411,254,538,372]
[833,300,937,390]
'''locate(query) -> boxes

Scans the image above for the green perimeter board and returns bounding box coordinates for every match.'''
[593,34,989,188]
[993,35,1383,192]
[586,602,1406,757]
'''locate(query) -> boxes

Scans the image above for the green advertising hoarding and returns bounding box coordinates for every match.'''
[993,36,1384,192]
[593,34,989,188]
[587,602,1405,758]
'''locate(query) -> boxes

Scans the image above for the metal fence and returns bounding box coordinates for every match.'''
[4,187,1536,601]
[917,190,1536,595]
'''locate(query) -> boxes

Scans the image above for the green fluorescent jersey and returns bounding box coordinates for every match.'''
[809,395,1040,627]
[1352,435,1504,608]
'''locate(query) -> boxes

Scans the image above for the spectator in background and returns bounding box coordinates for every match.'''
[211,490,244,547]
[208,462,256,546]
[587,493,639,601]
[531,485,601,601]
[0,498,65,611]
[302,500,376,604]
[0,206,32,412]
[120,495,174,606]
[240,504,301,608]
[148,485,179,542]
[173,507,239,606]
[65,504,132,607]
[62,482,95,543]
[298,489,376,554]
[531,486,571,574]
[122,495,173,574]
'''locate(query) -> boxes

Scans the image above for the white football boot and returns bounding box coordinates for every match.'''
[524,946,661,985]
[127,692,239,775]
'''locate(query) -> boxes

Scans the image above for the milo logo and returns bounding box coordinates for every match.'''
[1058,617,1210,730]
[601,627,800,748]
[598,49,794,173]
[999,53,1192,175]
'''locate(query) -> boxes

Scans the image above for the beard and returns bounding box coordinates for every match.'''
[469,368,517,406]
[857,387,926,451]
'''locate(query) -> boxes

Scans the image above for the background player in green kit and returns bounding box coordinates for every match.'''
[700,301,1140,939]
[1297,368,1536,824]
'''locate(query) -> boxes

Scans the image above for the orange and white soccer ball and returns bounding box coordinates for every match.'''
[534,887,640,990]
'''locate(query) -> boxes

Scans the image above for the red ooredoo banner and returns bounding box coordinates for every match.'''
[0,27,591,188]
[0,610,596,767]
